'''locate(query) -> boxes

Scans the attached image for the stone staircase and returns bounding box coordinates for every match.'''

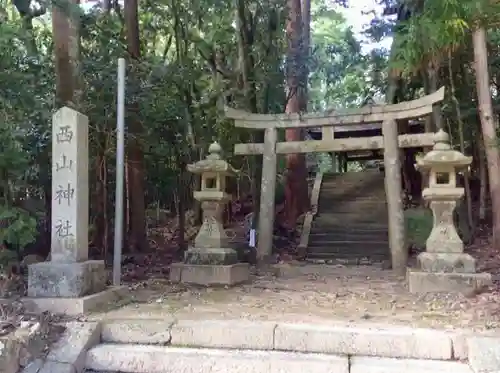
[81,319,481,373]
[307,170,390,264]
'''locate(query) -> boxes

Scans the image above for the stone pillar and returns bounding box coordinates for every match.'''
[27,107,107,302]
[257,127,277,262]
[382,119,406,275]
[170,142,250,286]
[322,125,334,142]
[408,129,491,294]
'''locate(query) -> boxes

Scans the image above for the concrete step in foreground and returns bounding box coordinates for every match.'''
[35,319,500,373]
[85,344,473,373]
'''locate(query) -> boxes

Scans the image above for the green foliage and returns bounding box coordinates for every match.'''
[392,0,500,76]
[309,3,388,109]
[0,249,19,275]
[0,206,37,249]
[0,8,51,251]
[316,152,333,173]
[404,207,433,249]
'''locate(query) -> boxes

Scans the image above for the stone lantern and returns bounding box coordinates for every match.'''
[169,142,250,286]
[408,129,491,294]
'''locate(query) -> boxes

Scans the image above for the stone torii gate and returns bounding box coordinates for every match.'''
[224,87,445,274]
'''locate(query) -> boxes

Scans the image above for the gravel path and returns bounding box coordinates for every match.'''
[89,264,500,331]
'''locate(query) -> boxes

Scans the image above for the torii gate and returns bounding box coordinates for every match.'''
[224,87,445,274]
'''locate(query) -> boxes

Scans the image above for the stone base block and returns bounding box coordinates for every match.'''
[28,260,106,298]
[417,252,476,273]
[184,247,238,265]
[169,263,249,286]
[22,286,127,316]
[407,269,492,294]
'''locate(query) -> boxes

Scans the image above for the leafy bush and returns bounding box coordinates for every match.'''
[405,207,433,250]
[0,206,37,253]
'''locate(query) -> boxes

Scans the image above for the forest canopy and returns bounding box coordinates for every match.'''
[1,0,500,263]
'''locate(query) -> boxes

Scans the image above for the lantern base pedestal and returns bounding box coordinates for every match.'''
[169,262,249,286]
[407,268,491,295]
[416,252,476,273]
[184,247,238,265]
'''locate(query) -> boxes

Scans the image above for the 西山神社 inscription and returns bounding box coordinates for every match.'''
[50,108,89,263]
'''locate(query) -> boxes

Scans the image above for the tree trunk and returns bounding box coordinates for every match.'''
[52,0,80,107]
[176,155,187,255]
[124,0,148,252]
[420,68,435,199]
[478,133,488,221]
[428,63,443,130]
[92,139,110,260]
[301,0,310,111]
[447,53,474,234]
[236,0,262,233]
[284,0,309,227]
[473,27,500,248]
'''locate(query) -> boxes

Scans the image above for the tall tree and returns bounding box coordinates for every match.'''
[472,27,500,248]
[124,0,147,252]
[284,0,309,227]
[52,0,80,107]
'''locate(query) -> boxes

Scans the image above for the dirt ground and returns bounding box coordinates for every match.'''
[89,263,500,331]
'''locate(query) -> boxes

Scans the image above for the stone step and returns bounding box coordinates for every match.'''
[318,195,386,203]
[85,344,349,373]
[321,175,385,183]
[317,205,388,214]
[308,238,388,245]
[350,357,473,373]
[318,203,387,209]
[309,226,388,234]
[312,218,388,226]
[90,319,468,360]
[323,171,384,180]
[321,175,384,184]
[306,252,389,263]
[307,242,389,256]
[308,245,388,253]
[307,245,389,254]
[319,184,385,194]
[313,217,388,227]
[316,210,388,216]
[316,210,387,216]
[317,205,386,214]
[321,180,384,187]
[316,210,388,217]
[321,177,385,184]
[322,175,384,182]
[319,192,385,197]
[320,192,385,198]
[319,195,386,203]
[309,231,389,241]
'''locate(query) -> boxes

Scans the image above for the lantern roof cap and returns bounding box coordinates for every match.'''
[187,141,237,175]
[416,129,472,169]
